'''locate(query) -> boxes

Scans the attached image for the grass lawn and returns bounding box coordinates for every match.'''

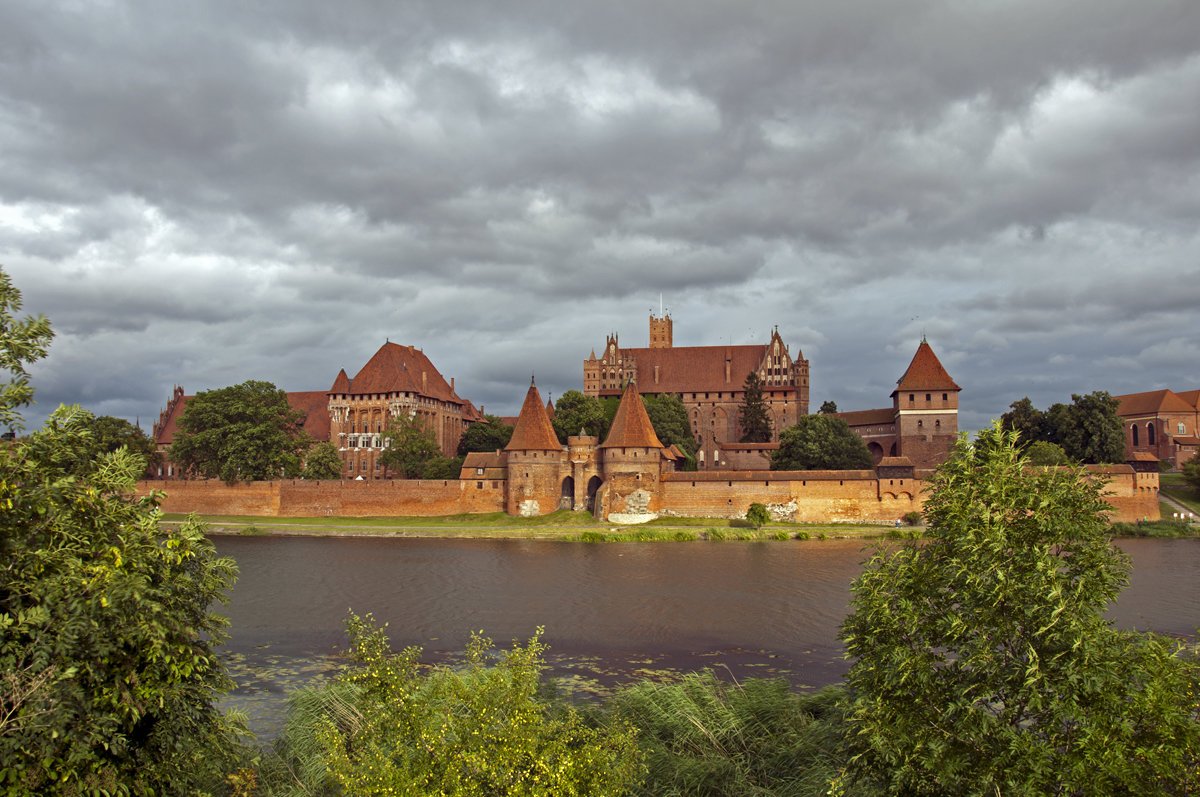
[160,510,901,540]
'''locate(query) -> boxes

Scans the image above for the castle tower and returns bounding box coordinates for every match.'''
[891,340,960,468]
[504,379,567,515]
[649,313,673,348]
[597,381,665,517]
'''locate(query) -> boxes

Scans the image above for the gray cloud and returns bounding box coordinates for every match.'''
[2,0,1198,434]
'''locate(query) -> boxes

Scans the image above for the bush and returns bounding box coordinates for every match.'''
[580,531,607,543]
[273,614,644,795]
[772,530,790,541]
[794,531,811,540]
[746,502,770,529]
[841,424,1200,794]
[901,511,923,526]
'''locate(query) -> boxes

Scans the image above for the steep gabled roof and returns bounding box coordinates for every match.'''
[330,369,351,393]
[600,344,778,395]
[601,381,664,449]
[1115,389,1195,417]
[504,382,562,451]
[892,341,960,394]
[1175,390,1200,410]
[343,342,465,404]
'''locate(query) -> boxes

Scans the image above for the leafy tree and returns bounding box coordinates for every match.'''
[278,613,644,795]
[1182,453,1200,492]
[0,268,244,793]
[1058,390,1126,464]
[302,440,344,479]
[420,455,465,480]
[170,379,312,483]
[840,424,1200,795]
[379,412,441,478]
[1025,439,1070,466]
[0,269,52,432]
[819,400,838,415]
[552,389,609,443]
[771,415,873,470]
[737,371,773,443]
[643,392,698,469]
[1000,396,1051,446]
[746,502,769,528]
[456,413,513,456]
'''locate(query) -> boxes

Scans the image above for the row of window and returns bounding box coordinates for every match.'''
[908,393,950,403]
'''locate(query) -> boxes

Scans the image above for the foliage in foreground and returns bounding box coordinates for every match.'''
[840,424,1200,795]
[0,266,244,794]
[609,674,875,797]
[262,613,643,796]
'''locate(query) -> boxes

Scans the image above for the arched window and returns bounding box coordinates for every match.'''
[1132,424,1139,446]
[1147,423,1156,446]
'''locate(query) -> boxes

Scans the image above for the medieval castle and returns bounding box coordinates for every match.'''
[148,315,1159,524]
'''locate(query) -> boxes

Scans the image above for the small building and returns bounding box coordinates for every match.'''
[1114,388,1200,469]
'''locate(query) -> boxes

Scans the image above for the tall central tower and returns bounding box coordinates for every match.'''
[649,313,673,348]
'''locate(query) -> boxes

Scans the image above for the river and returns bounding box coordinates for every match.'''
[212,536,1200,739]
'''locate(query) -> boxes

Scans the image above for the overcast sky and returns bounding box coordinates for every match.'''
[2,0,1198,435]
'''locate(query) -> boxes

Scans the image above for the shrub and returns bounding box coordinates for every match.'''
[794,531,811,540]
[580,531,607,543]
[281,614,644,795]
[746,502,770,529]
[772,530,790,541]
[901,511,923,526]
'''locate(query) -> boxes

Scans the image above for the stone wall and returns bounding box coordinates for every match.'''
[137,478,505,517]
[136,465,1157,524]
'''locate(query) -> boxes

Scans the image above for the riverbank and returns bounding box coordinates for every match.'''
[161,510,911,540]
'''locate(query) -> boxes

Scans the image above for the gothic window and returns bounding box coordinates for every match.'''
[1179,422,1187,434]
[1148,423,1156,446]
[1132,425,1139,446]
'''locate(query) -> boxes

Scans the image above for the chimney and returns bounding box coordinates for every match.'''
[451,377,455,391]
[654,365,660,384]
[422,371,427,392]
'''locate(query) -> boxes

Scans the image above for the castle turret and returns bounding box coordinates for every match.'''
[504,379,567,515]
[649,313,673,348]
[891,340,960,468]
[597,381,665,518]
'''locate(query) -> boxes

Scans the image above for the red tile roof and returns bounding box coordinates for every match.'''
[893,341,960,393]
[330,369,350,393]
[339,343,466,405]
[837,408,896,427]
[505,382,562,451]
[601,344,782,395]
[601,381,664,449]
[1115,389,1195,417]
[1174,390,1200,410]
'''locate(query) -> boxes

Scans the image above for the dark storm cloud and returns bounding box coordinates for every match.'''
[1,0,1198,431]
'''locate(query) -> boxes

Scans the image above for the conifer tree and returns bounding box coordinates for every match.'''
[737,371,772,442]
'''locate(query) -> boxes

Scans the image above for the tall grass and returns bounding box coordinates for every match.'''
[604,673,872,797]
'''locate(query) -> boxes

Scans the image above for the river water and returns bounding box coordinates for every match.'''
[212,536,1199,738]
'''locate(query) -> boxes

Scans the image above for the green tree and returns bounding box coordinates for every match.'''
[1000,396,1051,446]
[456,413,513,456]
[771,415,873,470]
[420,455,465,480]
[738,371,773,443]
[170,380,311,483]
[746,502,769,528]
[840,425,1200,795]
[819,400,838,415]
[1025,439,1070,466]
[84,414,161,471]
[1182,453,1200,492]
[0,268,243,793]
[552,389,609,443]
[302,440,344,479]
[279,613,644,795]
[643,392,698,469]
[379,412,441,478]
[1057,390,1126,464]
[0,269,52,431]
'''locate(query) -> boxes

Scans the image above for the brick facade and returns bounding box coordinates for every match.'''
[1115,389,1200,469]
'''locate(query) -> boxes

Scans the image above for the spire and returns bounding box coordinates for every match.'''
[893,340,960,394]
[505,381,562,451]
[600,380,664,449]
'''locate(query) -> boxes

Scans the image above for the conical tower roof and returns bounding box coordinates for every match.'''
[600,380,664,449]
[330,368,351,393]
[893,340,960,394]
[505,380,562,451]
